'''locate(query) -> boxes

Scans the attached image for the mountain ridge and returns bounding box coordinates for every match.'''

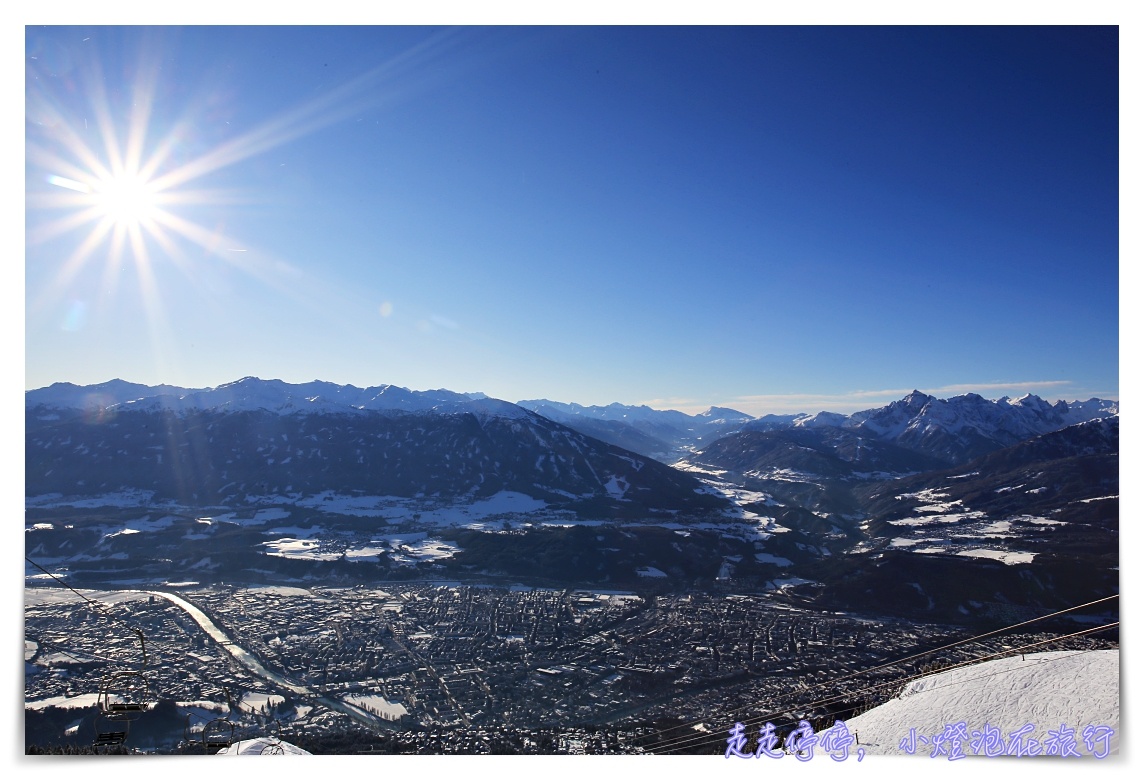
[26,377,1117,429]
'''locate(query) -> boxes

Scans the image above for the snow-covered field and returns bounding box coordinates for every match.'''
[261,537,342,561]
[27,481,801,577]
[216,737,311,755]
[343,693,409,721]
[846,649,1118,758]
[239,692,284,713]
[878,488,1055,565]
[251,489,551,526]
[890,488,987,526]
[955,549,1036,565]
[27,490,172,509]
[754,552,793,566]
[20,488,618,575]
[379,535,461,565]
[25,693,102,711]
[743,468,824,485]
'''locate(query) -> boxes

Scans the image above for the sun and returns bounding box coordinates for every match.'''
[27,28,430,335]
[91,170,160,229]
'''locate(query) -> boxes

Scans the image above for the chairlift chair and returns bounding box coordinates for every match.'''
[202,686,238,752]
[98,669,150,714]
[203,718,237,752]
[97,628,151,712]
[92,710,130,749]
[93,629,152,747]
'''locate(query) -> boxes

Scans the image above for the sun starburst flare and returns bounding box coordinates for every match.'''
[27,28,472,386]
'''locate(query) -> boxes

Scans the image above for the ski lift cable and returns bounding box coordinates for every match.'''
[651,622,1117,755]
[26,557,232,731]
[25,554,164,670]
[858,643,1114,708]
[26,550,1116,753]
[634,595,1117,753]
[32,610,196,676]
[649,621,1118,755]
[662,622,1119,755]
[632,594,1117,750]
[822,594,1117,688]
[650,622,1118,755]
[24,555,111,612]
[31,637,122,666]
[24,553,202,662]
[24,561,297,753]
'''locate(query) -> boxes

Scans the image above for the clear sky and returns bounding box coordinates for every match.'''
[23,21,1121,416]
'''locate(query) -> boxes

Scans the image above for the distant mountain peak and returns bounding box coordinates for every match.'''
[697,406,752,422]
[903,389,935,406]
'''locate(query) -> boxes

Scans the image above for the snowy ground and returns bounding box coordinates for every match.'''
[845,649,1118,759]
[215,737,311,755]
[343,693,409,721]
[872,488,1055,565]
[239,692,284,714]
[27,481,799,576]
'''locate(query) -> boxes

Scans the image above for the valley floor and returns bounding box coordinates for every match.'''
[24,581,1117,755]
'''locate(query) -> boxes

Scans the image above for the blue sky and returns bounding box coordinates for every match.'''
[23,23,1120,415]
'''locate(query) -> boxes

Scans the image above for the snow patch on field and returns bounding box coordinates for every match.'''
[289,489,550,526]
[246,586,313,597]
[1013,514,1067,526]
[767,577,818,591]
[890,511,984,527]
[25,693,102,710]
[978,519,1012,536]
[239,692,284,713]
[603,475,630,500]
[25,587,149,608]
[671,462,727,478]
[383,535,460,565]
[1076,495,1118,504]
[344,546,387,562]
[26,490,166,508]
[344,694,409,721]
[292,492,409,517]
[262,538,341,561]
[956,548,1037,565]
[744,468,823,485]
[753,552,793,566]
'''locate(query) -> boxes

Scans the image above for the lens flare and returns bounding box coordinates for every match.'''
[27,27,465,380]
[91,172,159,228]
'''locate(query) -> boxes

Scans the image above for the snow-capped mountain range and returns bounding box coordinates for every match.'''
[515,391,1116,464]
[816,390,1116,462]
[25,377,726,515]
[27,379,1115,469]
[26,377,524,418]
[704,390,1117,470]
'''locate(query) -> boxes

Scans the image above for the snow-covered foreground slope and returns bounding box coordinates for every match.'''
[846,649,1118,758]
[215,737,311,755]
